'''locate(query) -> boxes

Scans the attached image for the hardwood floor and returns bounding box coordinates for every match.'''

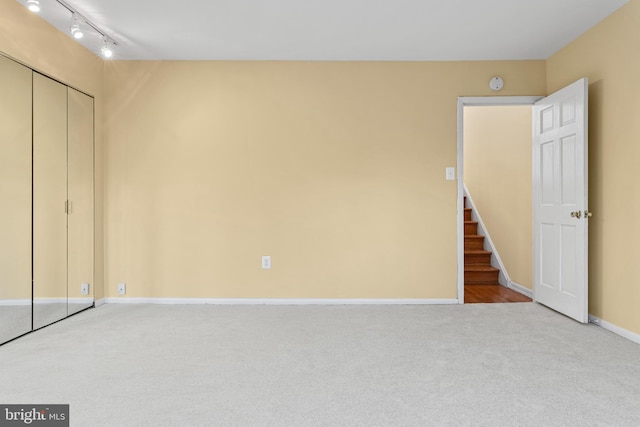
[464,284,532,304]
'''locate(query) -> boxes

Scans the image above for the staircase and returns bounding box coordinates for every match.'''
[464,197,500,285]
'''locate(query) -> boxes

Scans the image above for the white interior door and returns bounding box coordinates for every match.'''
[533,78,589,323]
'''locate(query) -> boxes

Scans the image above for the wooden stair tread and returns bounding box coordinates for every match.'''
[464,250,492,255]
[465,282,501,287]
[464,265,499,272]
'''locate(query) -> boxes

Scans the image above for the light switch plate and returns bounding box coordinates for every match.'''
[446,167,456,181]
[81,283,90,295]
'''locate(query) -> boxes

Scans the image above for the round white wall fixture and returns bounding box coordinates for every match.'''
[489,76,504,91]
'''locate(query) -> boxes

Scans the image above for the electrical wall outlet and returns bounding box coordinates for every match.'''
[81,283,90,295]
[117,283,126,295]
[262,256,271,270]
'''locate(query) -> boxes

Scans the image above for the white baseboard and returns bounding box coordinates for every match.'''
[33,298,67,304]
[0,299,31,306]
[508,281,533,298]
[33,298,94,304]
[95,298,106,307]
[588,315,640,345]
[69,297,94,304]
[102,298,460,305]
[1,299,95,306]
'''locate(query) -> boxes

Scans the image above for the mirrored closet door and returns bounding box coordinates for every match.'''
[67,88,95,317]
[33,74,95,329]
[0,55,33,343]
[1,54,94,344]
[33,73,69,329]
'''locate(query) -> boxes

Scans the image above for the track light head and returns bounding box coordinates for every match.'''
[70,14,83,39]
[101,38,113,58]
[71,25,83,39]
[51,1,118,59]
[27,0,40,12]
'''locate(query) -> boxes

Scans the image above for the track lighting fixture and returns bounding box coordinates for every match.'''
[70,13,83,39]
[23,0,118,59]
[26,0,40,13]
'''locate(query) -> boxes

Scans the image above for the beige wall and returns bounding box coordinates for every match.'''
[103,60,545,299]
[0,1,104,301]
[547,0,640,334]
[1,0,637,338]
[464,106,533,290]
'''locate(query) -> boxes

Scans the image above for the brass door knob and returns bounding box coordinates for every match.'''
[571,211,582,218]
[584,210,593,218]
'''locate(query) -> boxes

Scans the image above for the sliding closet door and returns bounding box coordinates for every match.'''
[67,88,94,316]
[0,56,32,344]
[33,73,68,329]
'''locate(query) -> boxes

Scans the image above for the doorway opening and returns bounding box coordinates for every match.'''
[457,97,542,304]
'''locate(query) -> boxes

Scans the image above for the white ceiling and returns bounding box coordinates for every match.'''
[17,0,628,61]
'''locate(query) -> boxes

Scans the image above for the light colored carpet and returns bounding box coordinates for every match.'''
[0,306,31,344]
[0,302,639,426]
[0,304,94,343]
